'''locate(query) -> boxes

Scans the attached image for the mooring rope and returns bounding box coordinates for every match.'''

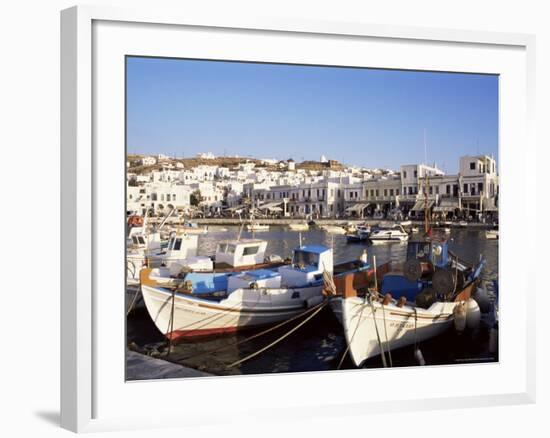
[226,300,328,369]
[177,300,328,362]
[381,301,393,368]
[368,295,388,368]
[166,287,176,356]
[126,284,142,317]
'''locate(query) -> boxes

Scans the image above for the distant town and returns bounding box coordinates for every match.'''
[127,152,498,222]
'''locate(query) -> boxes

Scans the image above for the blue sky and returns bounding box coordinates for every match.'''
[126,57,498,173]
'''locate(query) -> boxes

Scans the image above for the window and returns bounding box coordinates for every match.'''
[375,189,379,196]
[129,194,133,199]
[414,171,418,178]
[429,186,433,195]
[293,250,319,267]
[408,187,413,195]
[173,194,176,200]
[435,186,439,194]
[166,194,171,202]
[243,246,260,256]
[403,171,407,179]
[389,189,394,196]
[470,162,476,170]
[396,189,399,196]
[384,189,388,197]
[478,182,484,193]
[463,183,468,194]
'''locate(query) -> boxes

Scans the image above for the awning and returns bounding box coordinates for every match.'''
[345,203,370,213]
[433,206,454,212]
[411,200,434,211]
[257,201,282,210]
[433,199,460,212]
[483,198,498,212]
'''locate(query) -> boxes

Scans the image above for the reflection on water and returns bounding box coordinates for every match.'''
[127,227,498,378]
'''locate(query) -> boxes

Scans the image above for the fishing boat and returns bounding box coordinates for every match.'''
[247,223,270,232]
[140,245,370,341]
[485,229,499,239]
[127,229,207,285]
[346,224,371,243]
[288,222,309,231]
[180,221,208,235]
[320,224,346,234]
[369,224,409,243]
[330,237,485,367]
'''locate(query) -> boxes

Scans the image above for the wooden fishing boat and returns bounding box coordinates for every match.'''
[340,280,479,367]
[288,222,309,231]
[140,245,370,341]
[320,224,346,234]
[246,222,270,232]
[485,229,499,239]
[328,237,486,367]
[345,224,371,243]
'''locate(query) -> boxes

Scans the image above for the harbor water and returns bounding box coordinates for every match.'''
[126,226,498,379]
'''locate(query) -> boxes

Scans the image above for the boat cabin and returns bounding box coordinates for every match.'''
[406,238,449,268]
[128,229,162,254]
[279,245,334,287]
[214,239,268,268]
[164,231,199,259]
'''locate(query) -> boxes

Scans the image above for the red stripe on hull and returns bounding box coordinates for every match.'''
[166,324,263,341]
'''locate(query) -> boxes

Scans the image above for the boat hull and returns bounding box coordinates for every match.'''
[342,297,456,367]
[141,283,323,340]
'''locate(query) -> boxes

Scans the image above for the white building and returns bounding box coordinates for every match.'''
[126,182,191,216]
[140,156,157,166]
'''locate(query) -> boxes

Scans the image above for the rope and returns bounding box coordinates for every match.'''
[226,300,328,369]
[166,287,176,356]
[368,294,387,368]
[177,300,328,362]
[126,284,142,316]
[413,307,418,351]
[381,301,393,367]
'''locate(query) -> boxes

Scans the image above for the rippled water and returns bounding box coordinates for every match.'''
[127,226,498,378]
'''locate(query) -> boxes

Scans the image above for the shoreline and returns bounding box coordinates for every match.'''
[148,217,494,229]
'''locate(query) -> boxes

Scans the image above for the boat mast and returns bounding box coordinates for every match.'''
[424,174,430,235]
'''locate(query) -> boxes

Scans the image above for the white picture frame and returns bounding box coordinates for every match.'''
[60,4,536,433]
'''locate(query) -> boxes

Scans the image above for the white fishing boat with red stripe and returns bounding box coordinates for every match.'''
[140,245,370,341]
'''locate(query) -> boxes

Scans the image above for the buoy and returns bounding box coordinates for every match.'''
[489,324,499,354]
[472,286,491,313]
[453,302,467,332]
[414,347,426,365]
[465,298,481,330]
